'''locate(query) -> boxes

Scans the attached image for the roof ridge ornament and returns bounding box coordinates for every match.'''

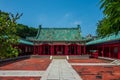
[39,25,42,29]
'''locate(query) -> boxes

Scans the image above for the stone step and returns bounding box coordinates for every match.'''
[31,55,50,58]
[0,71,44,77]
[69,55,90,59]
[111,60,120,65]
[52,56,67,59]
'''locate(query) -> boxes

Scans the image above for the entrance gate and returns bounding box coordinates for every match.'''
[54,45,65,55]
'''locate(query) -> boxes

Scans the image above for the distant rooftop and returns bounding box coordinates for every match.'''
[19,39,33,45]
[86,32,120,45]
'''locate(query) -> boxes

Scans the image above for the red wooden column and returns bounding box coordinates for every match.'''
[80,46,82,55]
[102,46,104,57]
[40,45,42,55]
[51,45,54,55]
[81,46,83,55]
[108,46,111,58]
[84,45,86,55]
[118,44,120,59]
[33,46,36,55]
[111,46,113,58]
[73,45,75,55]
[39,45,40,55]
[36,46,38,55]
[25,46,27,54]
[38,45,41,55]
[75,45,77,55]
[37,46,39,55]
[77,45,81,55]
[38,46,39,55]
[65,45,68,55]
[43,45,45,55]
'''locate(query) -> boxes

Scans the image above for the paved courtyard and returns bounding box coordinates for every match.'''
[0,58,51,70]
[69,59,120,80]
[0,58,51,80]
[41,59,82,80]
[0,56,120,80]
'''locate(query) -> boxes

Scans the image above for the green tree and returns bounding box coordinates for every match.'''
[29,27,38,37]
[96,18,112,37]
[16,24,29,38]
[97,0,120,37]
[16,24,37,38]
[0,11,22,59]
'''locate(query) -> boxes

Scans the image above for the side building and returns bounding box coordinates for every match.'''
[86,32,120,59]
[18,39,34,56]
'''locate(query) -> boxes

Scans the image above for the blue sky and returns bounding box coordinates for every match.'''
[0,0,103,36]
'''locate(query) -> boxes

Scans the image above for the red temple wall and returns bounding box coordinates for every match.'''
[33,44,86,55]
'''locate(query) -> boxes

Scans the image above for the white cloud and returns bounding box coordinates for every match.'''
[64,13,70,17]
[64,13,72,19]
[73,21,82,25]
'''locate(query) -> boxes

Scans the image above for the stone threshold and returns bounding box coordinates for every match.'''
[0,70,45,77]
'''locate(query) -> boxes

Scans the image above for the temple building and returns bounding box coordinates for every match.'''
[17,25,120,59]
[27,25,86,55]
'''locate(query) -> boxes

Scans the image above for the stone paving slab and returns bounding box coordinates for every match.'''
[41,59,82,80]
[0,70,45,77]
[70,63,116,66]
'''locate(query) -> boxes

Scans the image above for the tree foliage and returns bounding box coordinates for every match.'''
[97,0,120,37]
[96,18,111,37]
[0,11,22,59]
[16,24,38,38]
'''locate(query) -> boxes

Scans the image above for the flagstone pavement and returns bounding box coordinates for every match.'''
[41,59,82,80]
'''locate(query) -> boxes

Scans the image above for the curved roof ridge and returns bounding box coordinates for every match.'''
[41,27,78,30]
[35,26,41,39]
